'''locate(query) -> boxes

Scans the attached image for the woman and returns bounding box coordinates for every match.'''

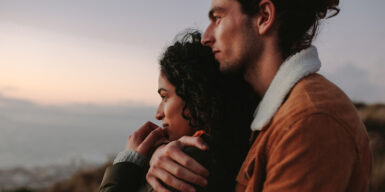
[100,31,258,192]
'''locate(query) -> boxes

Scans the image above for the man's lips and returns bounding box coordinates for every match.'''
[213,50,220,59]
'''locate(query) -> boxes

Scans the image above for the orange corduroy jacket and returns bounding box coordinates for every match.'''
[235,74,372,192]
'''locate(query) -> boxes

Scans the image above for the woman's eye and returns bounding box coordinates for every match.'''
[213,15,221,22]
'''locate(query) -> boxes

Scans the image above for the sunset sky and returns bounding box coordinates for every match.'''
[1,0,384,106]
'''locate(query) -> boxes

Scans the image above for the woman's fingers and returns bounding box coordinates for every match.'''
[137,127,166,156]
[125,121,160,151]
[134,121,159,140]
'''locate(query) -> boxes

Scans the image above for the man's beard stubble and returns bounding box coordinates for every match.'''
[219,39,262,79]
[219,59,245,76]
[220,18,262,78]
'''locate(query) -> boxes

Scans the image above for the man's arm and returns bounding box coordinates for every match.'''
[146,136,210,192]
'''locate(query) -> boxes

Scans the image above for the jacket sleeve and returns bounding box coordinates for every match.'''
[99,162,146,192]
[262,114,357,192]
[99,135,211,192]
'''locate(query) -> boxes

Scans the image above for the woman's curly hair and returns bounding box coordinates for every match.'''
[160,30,223,134]
[159,30,259,191]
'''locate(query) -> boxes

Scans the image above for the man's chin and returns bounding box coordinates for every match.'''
[219,62,243,76]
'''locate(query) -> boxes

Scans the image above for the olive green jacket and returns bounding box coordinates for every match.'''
[100,146,211,192]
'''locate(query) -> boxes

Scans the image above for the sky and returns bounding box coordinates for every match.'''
[0,0,384,107]
[0,0,384,170]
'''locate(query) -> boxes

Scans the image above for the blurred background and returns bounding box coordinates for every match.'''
[0,0,384,191]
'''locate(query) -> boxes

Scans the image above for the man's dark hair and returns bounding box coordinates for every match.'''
[237,0,339,59]
[159,30,259,191]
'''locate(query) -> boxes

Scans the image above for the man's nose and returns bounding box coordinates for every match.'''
[201,26,214,46]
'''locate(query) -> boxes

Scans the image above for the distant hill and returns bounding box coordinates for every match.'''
[44,162,110,192]
[355,103,385,192]
[3,162,110,192]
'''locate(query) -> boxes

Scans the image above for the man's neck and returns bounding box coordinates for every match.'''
[244,43,283,97]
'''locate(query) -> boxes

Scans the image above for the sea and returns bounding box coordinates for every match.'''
[0,95,157,170]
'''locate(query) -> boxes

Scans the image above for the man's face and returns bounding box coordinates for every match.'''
[202,0,261,74]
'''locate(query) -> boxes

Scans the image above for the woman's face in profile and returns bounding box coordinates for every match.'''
[156,74,194,141]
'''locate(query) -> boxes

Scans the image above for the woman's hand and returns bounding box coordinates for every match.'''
[125,121,167,157]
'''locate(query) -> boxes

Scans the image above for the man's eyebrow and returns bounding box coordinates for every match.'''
[208,7,225,19]
[157,88,167,94]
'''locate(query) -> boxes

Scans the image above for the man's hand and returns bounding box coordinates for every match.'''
[146,136,210,192]
[125,121,167,157]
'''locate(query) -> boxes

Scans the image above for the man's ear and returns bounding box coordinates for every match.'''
[255,0,276,35]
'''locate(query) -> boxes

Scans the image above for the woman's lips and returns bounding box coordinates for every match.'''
[162,124,170,139]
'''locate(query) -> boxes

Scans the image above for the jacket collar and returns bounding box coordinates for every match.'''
[251,46,321,131]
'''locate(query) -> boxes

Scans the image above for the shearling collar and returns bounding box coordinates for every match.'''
[250,46,321,131]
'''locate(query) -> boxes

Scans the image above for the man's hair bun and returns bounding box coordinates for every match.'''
[237,0,340,58]
[314,0,340,19]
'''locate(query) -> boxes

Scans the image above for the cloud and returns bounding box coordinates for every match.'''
[0,86,18,93]
[0,0,210,47]
[320,62,385,104]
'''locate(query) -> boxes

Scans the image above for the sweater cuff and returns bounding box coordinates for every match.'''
[113,150,148,168]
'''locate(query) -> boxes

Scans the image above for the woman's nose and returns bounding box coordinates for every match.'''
[155,105,164,120]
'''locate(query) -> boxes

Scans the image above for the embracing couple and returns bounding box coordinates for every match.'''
[100,0,372,191]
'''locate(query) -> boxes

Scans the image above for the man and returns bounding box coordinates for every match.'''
[145,0,372,191]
